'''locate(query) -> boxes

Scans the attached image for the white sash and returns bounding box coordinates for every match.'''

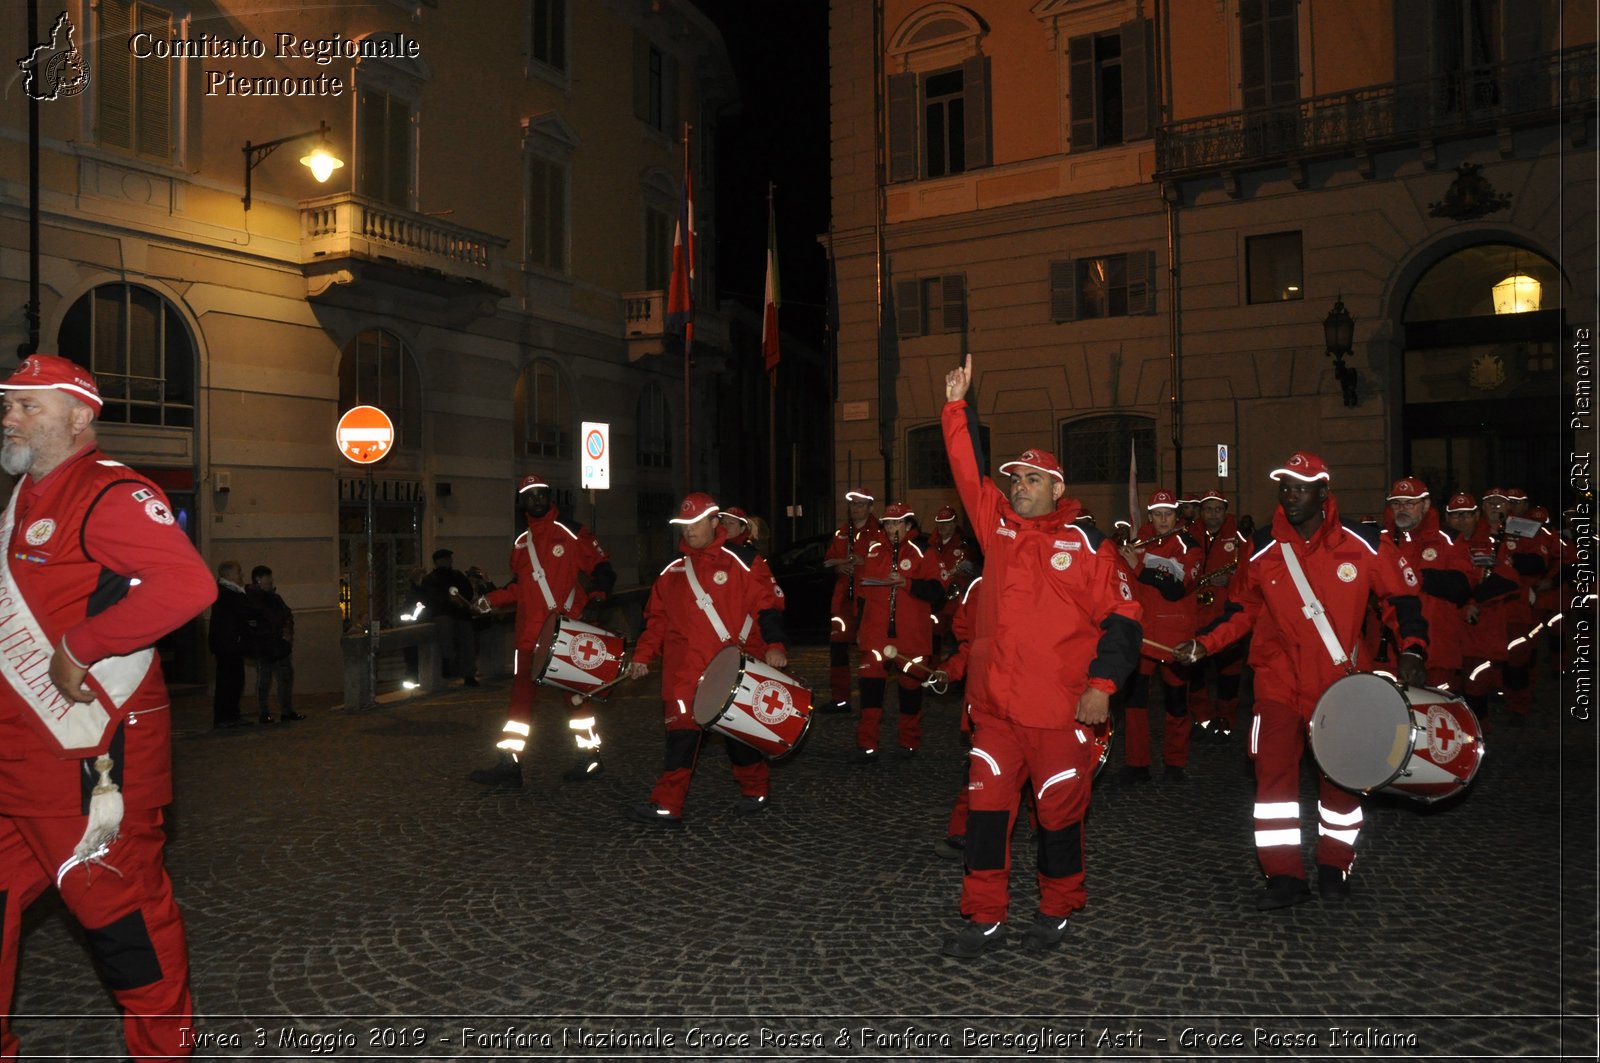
[1278,539,1355,673]
[681,557,754,645]
[0,486,151,755]
[522,533,576,614]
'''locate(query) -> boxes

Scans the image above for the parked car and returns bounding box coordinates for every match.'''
[768,533,835,642]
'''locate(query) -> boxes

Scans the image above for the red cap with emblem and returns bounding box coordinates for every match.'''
[935,506,957,522]
[1481,486,1509,501]
[0,354,102,412]
[1146,489,1179,510]
[1269,451,1332,483]
[1387,477,1429,501]
[720,506,749,524]
[1505,486,1528,502]
[518,473,549,493]
[669,491,718,525]
[882,502,914,521]
[1199,488,1229,505]
[998,448,1064,482]
[844,487,875,502]
[1445,492,1478,513]
[1528,505,1549,523]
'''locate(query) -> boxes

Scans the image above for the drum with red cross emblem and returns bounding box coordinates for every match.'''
[692,646,814,759]
[1309,673,1485,803]
[528,613,629,697]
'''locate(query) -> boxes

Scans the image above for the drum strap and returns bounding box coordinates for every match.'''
[681,558,754,645]
[523,536,575,614]
[1278,540,1355,672]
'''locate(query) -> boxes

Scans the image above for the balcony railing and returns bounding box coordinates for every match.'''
[1155,45,1597,181]
[300,192,508,279]
[624,290,666,338]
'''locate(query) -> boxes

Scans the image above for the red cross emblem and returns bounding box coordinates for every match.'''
[751,680,794,724]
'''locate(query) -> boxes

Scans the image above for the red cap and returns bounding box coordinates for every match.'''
[1505,486,1528,502]
[1528,505,1549,522]
[1199,488,1229,505]
[1445,492,1478,513]
[998,448,1064,482]
[882,502,914,521]
[518,474,549,493]
[719,506,749,524]
[1269,451,1331,483]
[0,354,102,412]
[1146,489,1178,510]
[1178,494,1202,505]
[669,491,719,525]
[1481,486,1509,501]
[935,506,957,523]
[844,487,875,502]
[1387,477,1429,501]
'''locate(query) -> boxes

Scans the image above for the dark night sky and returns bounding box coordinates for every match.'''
[696,1,832,355]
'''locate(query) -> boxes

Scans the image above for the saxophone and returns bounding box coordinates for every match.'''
[1194,558,1239,607]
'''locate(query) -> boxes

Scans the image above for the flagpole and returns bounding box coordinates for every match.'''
[681,123,693,497]
[767,182,778,544]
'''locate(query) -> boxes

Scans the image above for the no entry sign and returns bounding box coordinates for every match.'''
[336,405,395,464]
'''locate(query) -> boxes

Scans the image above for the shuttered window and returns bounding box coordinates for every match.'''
[893,274,967,338]
[633,33,677,134]
[1240,0,1300,109]
[96,0,172,161]
[515,360,572,459]
[908,422,989,489]
[1060,415,1156,485]
[527,155,567,272]
[357,87,413,208]
[886,59,992,182]
[530,0,567,74]
[1050,253,1157,321]
[1067,20,1155,151]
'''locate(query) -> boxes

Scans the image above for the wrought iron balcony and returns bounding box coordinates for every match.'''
[1155,45,1596,183]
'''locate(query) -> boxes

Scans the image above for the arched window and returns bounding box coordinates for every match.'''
[339,328,421,450]
[514,359,572,459]
[636,382,671,468]
[58,283,195,426]
[907,421,988,488]
[1059,414,1155,484]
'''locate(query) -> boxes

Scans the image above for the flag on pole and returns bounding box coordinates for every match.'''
[762,198,781,374]
[666,138,695,352]
[1126,437,1141,530]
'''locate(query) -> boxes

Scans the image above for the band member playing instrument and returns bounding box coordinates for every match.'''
[1187,489,1249,738]
[940,355,1142,957]
[926,505,975,664]
[821,488,887,713]
[1382,478,1472,689]
[1117,490,1201,782]
[1174,452,1427,909]
[853,503,947,760]
[935,577,982,860]
[0,355,216,1060]
[626,493,788,828]
[469,473,617,788]
[1446,490,1543,728]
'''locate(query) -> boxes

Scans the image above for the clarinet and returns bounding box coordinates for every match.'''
[886,540,900,640]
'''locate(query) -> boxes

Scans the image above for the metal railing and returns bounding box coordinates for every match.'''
[1155,45,1597,180]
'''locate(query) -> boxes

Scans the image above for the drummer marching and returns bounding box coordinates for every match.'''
[821,488,888,713]
[1380,478,1472,690]
[626,492,789,828]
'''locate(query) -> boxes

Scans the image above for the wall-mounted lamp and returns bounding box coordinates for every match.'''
[242,121,344,211]
[1323,297,1359,408]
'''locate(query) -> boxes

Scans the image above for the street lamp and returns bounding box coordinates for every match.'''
[242,121,344,211]
[1323,297,1359,408]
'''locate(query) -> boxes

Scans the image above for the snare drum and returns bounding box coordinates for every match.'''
[527,613,628,698]
[1309,673,1485,802]
[692,646,814,759]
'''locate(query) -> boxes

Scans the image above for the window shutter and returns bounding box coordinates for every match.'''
[134,6,171,160]
[887,72,917,182]
[961,55,991,169]
[385,98,412,207]
[1049,260,1077,322]
[1240,0,1267,109]
[665,52,680,135]
[357,89,386,199]
[1067,35,1097,151]
[1120,19,1155,142]
[633,32,650,122]
[1128,251,1157,315]
[1266,0,1299,104]
[940,274,966,333]
[894,278,921,338]
[97,0,133,150]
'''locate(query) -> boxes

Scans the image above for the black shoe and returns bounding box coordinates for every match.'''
[735,794,769,816]
[628,802,684,830]
[1256,875,1312,911]
[1021,911,1072,950]
[562,756,604,782]
[258,713,276,725]
[468,756,522,788]
[818,700,852,714]
[933,835,966,860]
[1163,765,1186,781]
[214,717,253,729]
[1118,765,1150,784]
[853,747,881,764]
[1317,864,1351,901]
[941,920,1005,958]
[281,711,307,722]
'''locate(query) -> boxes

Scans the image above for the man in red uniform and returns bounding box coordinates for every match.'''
[718,507,754,548]
[935,576,982,860]
[820,488,886,712]
[1445,493,1519,728]
[469,473,616,787]
[1382,478,1472,689]
[926,505,974,663]
[853,503,947,760]
[1118,489,1201,781]
[1176,452,1427,909]
[1187,489,1249,738]
[0,355,215,1060]
[1470,488,1545,724]
[940,355,1142,956]
[626,493,789,827]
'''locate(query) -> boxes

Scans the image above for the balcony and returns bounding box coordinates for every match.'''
[299,192,510,305]
[1155,45,1597,187]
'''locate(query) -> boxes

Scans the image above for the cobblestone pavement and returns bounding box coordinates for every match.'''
[7,646,1596,1060]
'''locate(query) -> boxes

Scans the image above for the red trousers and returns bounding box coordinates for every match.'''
[0,809,192,1061]
[828,598,864,706]
[960,711,1095,924]
[1123,658,1192,768]
[497,648,596,756]
[648,701,768,815]
[1250,700,1362,878]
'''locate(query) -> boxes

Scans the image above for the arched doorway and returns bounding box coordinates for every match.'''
[1399,242,1567,506]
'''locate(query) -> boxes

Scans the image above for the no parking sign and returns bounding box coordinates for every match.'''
[581,422,609,489]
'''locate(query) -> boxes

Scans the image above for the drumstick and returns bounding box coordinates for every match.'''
[568,668,634,707]
[1142,637,1180,655]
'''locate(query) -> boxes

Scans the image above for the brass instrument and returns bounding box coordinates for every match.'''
[1127,528,1180,550]
[1193,558,1239,607]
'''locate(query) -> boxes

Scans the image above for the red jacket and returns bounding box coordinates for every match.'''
[942,576,983,684]
[485,508,614,650]
[1197,493,1427,717]
[943,401,1142,728]
[634,529,787,705]
[856,534,944,672]
[1128,529,1201,651]
[1192,517,1250,627]
[0,445,215,815]
[825,516,887,621]
[1460,523,1521,660]
[1382,507,1472,672]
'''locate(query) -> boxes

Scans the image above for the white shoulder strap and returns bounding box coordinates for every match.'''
[1278,539,1355,673]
